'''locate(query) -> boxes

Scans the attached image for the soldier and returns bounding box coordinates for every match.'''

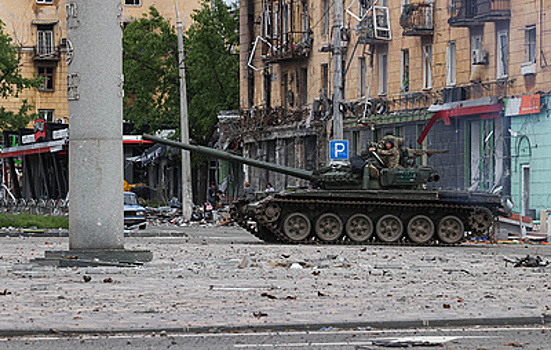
[242,182,255,200]
[370,139,400,169]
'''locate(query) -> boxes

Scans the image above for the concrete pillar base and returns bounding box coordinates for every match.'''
[32,249,153,267]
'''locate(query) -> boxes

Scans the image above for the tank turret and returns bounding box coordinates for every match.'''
[143,134,507,246]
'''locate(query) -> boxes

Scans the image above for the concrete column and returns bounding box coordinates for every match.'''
[67,0,124,250]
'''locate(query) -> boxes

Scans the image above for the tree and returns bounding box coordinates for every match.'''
[185,0,239,145]
[0,20,42,130]
[123,7,180,133]
[123,0,239,145]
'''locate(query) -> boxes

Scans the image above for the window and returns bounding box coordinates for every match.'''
[298,68,308,106]
[38,67,54,91]
[38,110,55,123]
[471,34,482,67]
[323,0,330,36]
[321,64,329,95]
[378,51,387,95]
[37,25,54,56]
[359,57,366,97]
[497,30,509,79]
[124,0,141,6]
[400,49,409,92]
[446,41,457,86]
[422,44,432,89]
[36,0,54,4]
[525,26,536,64]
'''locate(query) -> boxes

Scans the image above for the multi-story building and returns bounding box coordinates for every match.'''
[0,0,199,125]
[239,0,551,220]
[0,0,201,200]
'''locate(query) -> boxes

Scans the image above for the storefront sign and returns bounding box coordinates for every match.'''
[505,94,540,117]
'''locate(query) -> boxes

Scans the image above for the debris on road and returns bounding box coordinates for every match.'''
[260,292,277,300]
[504,255,549,267]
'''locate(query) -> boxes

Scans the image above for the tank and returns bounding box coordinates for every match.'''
[143,134,510,245]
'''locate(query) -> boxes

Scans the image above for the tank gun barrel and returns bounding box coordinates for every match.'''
[143,134,315,182]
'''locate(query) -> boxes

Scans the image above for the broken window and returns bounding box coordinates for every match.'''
[446,41,457,87]
[359,57,366,97]
[38,109,55,123]
[525,26,536,64]
[422,44,432,90]
[400,49,409,92]
[321,63,329,95]
[323,0,330,35]
[38,66,54,91]
[497,30,509,79]
[378,50,387,95]
[37,25,54,56]
[299,68,308,106]
[124,0,141,6]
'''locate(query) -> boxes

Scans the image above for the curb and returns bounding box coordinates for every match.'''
[0,231,190,238]
[0,315,549,337]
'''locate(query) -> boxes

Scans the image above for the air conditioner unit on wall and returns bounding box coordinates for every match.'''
[521,62,536,76]
[472,49,488,65]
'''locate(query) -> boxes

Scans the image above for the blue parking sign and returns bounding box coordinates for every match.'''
[330,140,349,160]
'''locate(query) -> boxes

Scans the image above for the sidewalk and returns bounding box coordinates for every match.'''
[0,230,550,335]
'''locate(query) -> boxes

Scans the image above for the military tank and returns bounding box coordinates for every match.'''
[143,134,510,245]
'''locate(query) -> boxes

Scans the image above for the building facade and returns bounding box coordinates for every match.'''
[239,0,551,219]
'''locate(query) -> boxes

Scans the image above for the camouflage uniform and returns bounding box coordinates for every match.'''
[377,147,400,169]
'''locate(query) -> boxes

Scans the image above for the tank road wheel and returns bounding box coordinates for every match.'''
[283,212,311,242]
[263,202,281,223]
[468,207,493,234]
[315,213,343,242]
[437,216,465,244]
[345,214,373,243]
[375,214,403,243]
[406,215,435,244]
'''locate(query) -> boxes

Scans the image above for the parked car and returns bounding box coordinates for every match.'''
[124,191,147,229]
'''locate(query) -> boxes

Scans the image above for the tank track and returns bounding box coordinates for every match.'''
[229,199,281,243]
[231,197,495,246]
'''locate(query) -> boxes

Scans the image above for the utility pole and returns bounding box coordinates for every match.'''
[175,0,193,221]
[332,0,344,139]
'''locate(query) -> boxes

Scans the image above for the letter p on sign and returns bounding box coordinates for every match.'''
[330,140,349,160]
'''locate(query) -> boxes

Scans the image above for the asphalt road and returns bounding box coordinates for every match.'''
[0,325,549,349]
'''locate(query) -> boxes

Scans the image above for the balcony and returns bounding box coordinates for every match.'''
[400,2,434,36]
[260,0,312,63]
[263,31,312,63]
[449,0,510,27]
[33,46,61,62]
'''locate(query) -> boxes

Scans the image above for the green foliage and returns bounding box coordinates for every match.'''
[123,1,239,145]
[0,213,68,229]
[0,21,42,130]
[185,0,240,144]
[123,7,180,132]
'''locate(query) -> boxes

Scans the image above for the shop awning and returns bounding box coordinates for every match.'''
[417,97,504,145]
[0,139,67,159]
[123,135,153,144]
[1,136,151,159]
